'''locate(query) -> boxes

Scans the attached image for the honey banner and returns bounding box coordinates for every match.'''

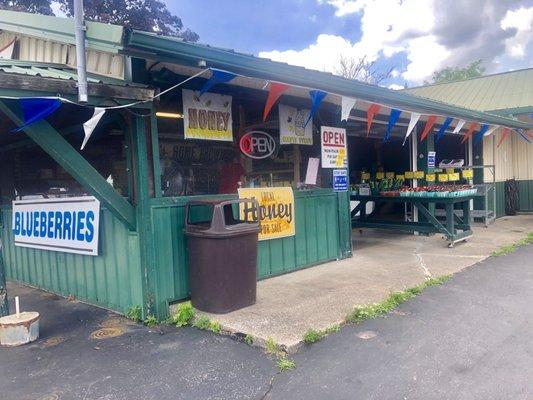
[238,187,295,241]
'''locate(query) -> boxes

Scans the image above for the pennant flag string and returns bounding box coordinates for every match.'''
[484,125,499,137]
[474,124,490,145]
[452,119,466,134]
[402,112,421,145]
[304,90,327,127]
[366,104,381,137]
[12,98,62,132]
[384,109,401,142]
[461,122,479,144]
[516,129,532,143]
[263,82,290,121]
[435,117,454,142]
[420,115,437,141]
[341,96,357,121]
[81,108,106,150]
[198,69,237,96]
[497,128,510,147]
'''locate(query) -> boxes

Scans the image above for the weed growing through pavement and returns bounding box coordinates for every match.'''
[144,315,158,327]
[276,356,296,372]
[303,324,341,344]
[172,301,195,327]
[125,305,142,323]
[491,232,533,257]
[244,334,254,345]
[265,337,296,372]
[345,275,450,324]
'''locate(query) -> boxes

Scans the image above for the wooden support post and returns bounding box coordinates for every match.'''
[0,100,136,230]
[130,113,159,318]
[0,249,7,317]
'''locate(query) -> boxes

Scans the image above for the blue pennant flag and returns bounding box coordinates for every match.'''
[473,124,490,145]
[515,128,531,143]
[304,90,327,127]
[435,117,453,142]
[198,68,237,96]
[12,98,62,132]
[384,109,401,142]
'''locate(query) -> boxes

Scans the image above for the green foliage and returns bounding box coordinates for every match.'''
[303,329,323,344]
[244,334,254,346]
[492,233,533,257]
[265,338,281,355]
[125,306,142,323]
[209,321,221,333]
[1,0,198,40]
[346,275,450,324]
[193,315,211,330]
[276,356,296,372]
[431,60,485,84]
[172,301,195,327]
[144,315,158,327]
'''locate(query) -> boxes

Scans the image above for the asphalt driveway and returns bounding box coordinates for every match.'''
[1,243,532,400]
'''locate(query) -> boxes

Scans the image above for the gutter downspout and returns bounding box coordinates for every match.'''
[74,0,88,103]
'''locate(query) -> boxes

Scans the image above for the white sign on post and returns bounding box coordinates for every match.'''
[12,197,101,256]
[279,104,313,145]
[321,126,347,168]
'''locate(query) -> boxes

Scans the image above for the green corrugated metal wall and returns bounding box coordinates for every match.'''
[1,207,144,313]
[150,189,351,314]
[491,180,533,217]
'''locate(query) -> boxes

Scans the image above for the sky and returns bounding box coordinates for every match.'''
[170,0,533,88]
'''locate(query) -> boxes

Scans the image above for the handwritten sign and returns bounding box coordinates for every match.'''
[405,171,414,179]
[462,169,473,179]
[361,172,371,180]
[414,171,425,179]
[448,172,460,181]
[426,173,435,182]
[238,187,295,241]
[321,126,347,168]
[386,172,395,179]
[376,172,385,180]
[182,89,233,141]
[438,174,449,182]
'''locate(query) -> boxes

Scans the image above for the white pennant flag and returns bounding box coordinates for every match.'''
[484,125,499,137]
[0,38,15,59]
[452,119,466,134]
[402,112,421,145]
[341,96,357,121]
[81,107,106,150]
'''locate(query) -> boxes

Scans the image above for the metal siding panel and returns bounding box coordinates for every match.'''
[1,208,143,313]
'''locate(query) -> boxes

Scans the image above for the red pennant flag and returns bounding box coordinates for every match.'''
[420,115,437,141]
[263,82,290,121]
[497,127,510,147]
[460,122,479,144]
[366,104,381,137]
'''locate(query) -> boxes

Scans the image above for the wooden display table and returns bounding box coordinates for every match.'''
[350,194,475,247]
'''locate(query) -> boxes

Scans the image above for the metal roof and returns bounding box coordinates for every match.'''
[124,30,532,130]
[404,68,533,114]
[0,60,131,85]
[0,10,123,53]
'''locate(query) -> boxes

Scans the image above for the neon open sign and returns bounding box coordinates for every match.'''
[239,131,276,159]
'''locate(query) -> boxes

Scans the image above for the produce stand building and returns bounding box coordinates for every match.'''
[0,10,531,319]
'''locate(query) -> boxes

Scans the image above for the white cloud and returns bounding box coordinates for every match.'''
[501,6,533,59]
[260,0,533,85]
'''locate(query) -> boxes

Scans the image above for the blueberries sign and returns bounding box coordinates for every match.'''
[12,197,100,256]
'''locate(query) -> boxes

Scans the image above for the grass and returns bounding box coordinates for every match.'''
[302,324,341,344]
[172,301,195,327]
[276,356,296,372]
[143,315,158,327]
[346,275,450,324]
[244,334,254,346]
[125,305,142,323]
[192,315,222,333]
[265,338,281,355]
[491,232,533,257]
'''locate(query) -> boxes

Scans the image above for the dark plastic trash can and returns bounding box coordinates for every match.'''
[184,198,260,314]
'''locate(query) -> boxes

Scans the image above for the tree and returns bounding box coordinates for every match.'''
[0,0,53,15]
[430,60,485,84]
[335,55,393,85]
[0,0,199,41]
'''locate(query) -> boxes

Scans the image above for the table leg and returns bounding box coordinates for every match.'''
[462,200,471,230]
[445,203,456,246]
